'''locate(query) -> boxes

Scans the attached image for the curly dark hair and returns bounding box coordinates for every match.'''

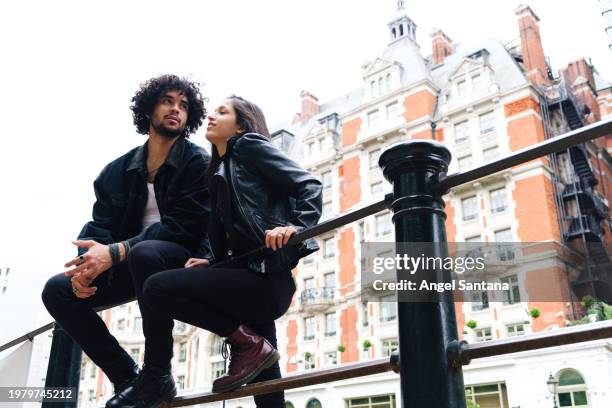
[130,74,207,138]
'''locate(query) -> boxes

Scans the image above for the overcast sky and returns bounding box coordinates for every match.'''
[0,0,610,343]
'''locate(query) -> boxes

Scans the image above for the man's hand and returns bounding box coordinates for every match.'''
[70,273,97,298]
[185,258,210,268]
[264,226,297,251]
[64,240,113,286]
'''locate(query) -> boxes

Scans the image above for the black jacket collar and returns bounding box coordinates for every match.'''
[126,136,186,173]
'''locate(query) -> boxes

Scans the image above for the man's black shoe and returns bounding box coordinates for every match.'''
[112,366,141,395]
[106,365,177,408]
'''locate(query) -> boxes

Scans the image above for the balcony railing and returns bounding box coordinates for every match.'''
[2,118,611,408]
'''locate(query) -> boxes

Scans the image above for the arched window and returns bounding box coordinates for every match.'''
[557,369,589,407]
[378,78,384,95]
[399,24,404,37]
[392,28,396,40]
[370,81,376,97]
[386,74,392,91]
[306,398,322,408]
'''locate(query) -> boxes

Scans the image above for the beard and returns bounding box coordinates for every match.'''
[151,118,185,139]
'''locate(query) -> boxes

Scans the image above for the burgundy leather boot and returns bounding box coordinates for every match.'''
[211,325,280,393]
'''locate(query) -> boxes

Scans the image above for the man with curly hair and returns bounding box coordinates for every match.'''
[41,75,211,407]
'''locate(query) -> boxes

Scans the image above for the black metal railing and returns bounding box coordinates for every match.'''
[2,117,611,408]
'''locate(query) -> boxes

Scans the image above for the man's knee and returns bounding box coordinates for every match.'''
[41,274,72,313]
[142,275,162,306]
[127,241,163,267]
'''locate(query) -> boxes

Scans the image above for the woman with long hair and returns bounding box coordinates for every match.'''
[141,95,322,406]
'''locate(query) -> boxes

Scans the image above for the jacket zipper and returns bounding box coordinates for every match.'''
[228,156,265,244]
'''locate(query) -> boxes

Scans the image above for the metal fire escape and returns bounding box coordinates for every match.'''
[543,79,611,302]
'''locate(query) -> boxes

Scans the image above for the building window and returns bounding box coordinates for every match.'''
[378,78,384,95]
[212,335,224,356]
[346,394,396,408]
[458,155,473,171]
[80,361,86,380]
[483,145,499,162]
[465,383,509,408]
[370,81,376,97]
[362,302,369,326]
[369,149,381,169]
[471,290,489,311]
[386,74,392,92]
[90,363,96,378]
[472,74,482,89]
[304,353,316,370]
[117,318,125,331]
[325,312,336,336]
[88,390,95,402]
[371,182,383,196]
[129,348,140,363]
[381,338,399,357]
[322,200,333,216]
[479,111,496,134]
[386,101,399,119]
[304,316,315,340]
[466,235,481,242]
[324,351,338,366]
[304,277,315,291]
[375,212,392,237]
[380,295,397,322]
[323,237,335,259]
[457,80,468,97]
[461,196,478,221]
[490,187,508,213]
[494,228,513,242]
[133,317,142,333]
[322,171,332,189]
[474,327,492,341]
[211,361,226,380]
[368,109,380,128]
[556,369,589,407]
[176,375,185,390]
[324,272,336,290]
[506,323,525,337]
[501,275,520,304]
[454,120,470,143]
[178,342,187,362]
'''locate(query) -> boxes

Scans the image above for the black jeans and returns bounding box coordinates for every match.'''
[41,240,191,385]
[142,266,288,407]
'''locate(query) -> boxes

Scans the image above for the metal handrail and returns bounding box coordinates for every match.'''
[164,321,612,405]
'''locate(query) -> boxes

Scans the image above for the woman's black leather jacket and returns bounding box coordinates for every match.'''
[209,133,323,274]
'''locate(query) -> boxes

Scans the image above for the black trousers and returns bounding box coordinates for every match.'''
[142,265,288,407]
[41,240,191,385]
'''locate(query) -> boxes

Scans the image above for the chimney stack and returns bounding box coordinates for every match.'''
[515,4,549,86]
[299,90,320,125]
[430,29,454,65]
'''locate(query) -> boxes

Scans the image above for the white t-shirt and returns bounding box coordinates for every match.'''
[142,183,161,232]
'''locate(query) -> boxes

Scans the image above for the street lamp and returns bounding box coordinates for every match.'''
[547,373,559,408]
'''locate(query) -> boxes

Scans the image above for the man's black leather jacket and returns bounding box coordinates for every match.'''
[77,137,212,258]
[209,133,322,273]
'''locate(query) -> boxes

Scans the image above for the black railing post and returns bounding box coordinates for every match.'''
[42,323,82,408]
[379,140,466,408]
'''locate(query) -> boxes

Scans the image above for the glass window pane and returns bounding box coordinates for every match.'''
[490,188,508,213]
[455,121,470,143]
[458,155,473,171]
[462,196,478,221]
[483,146,499,162]
[368,110,380,127]
[573,391,587,405]
[559,370,585,386]
[386,102,399,119]
[369,149,381,169]
[479,111,496,134]
[558,392,572,407]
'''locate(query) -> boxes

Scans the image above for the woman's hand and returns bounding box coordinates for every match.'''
[185,258,210,268]
[265,226,297,251]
